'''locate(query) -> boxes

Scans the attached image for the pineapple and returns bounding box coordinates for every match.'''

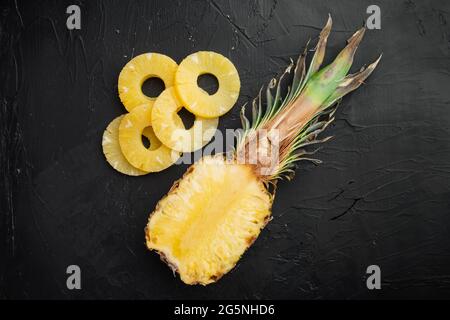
[175,51,240,118]
[102,115,147,176]
[146,155,272,285]
[151,87,219,153]
[119,104,181,172]
[146,16,381,285]
[118,53,178,112]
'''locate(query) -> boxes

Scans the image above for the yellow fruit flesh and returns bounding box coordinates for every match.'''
[102,115,148,176]
[118,53,178,112]
[141,126,162,151]
[152,87,218,153]
[146,155,272,285]
[119,105,181,172]
[175,51,240,118]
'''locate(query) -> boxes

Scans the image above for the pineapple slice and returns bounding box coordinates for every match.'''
[152,87,218,153]
[146,155,272,285]
[175,51,240,118]
[102,115,148,176]
[118,53,178,112]
[119,104,181,172]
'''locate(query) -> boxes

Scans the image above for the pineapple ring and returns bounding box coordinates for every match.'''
[119,104,181,172]
[118,53,178,112]
[152,87,218,153]
[102,115,148,176]
[175,51,240,118]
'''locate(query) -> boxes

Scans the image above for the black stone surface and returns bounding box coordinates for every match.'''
[1,0,450,299]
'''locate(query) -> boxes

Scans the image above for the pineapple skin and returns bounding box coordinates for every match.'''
[145,155,273,285]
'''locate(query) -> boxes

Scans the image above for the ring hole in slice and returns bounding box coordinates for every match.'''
[197,73,219,95]
[141,135,151,149]
[142,77,165,98]
[177,108,196,130]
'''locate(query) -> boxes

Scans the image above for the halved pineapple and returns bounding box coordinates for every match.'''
[175,51,240,118]
[119,104,181,172]
[102,115,148,176]
[118,53,178,112]
[145,155,272,285]
[152,87,218,153]
[145,16,381,286]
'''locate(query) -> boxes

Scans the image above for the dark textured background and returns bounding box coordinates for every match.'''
[1,0,450,299]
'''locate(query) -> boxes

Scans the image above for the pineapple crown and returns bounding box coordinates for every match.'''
[236,15,382,181]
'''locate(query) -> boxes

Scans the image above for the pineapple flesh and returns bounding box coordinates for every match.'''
[151,87,218,153]
[119,104,181,172]
[118,53,178,112]
[102,115,148,176]
[175,51,240,118]
[146,155,272,285]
